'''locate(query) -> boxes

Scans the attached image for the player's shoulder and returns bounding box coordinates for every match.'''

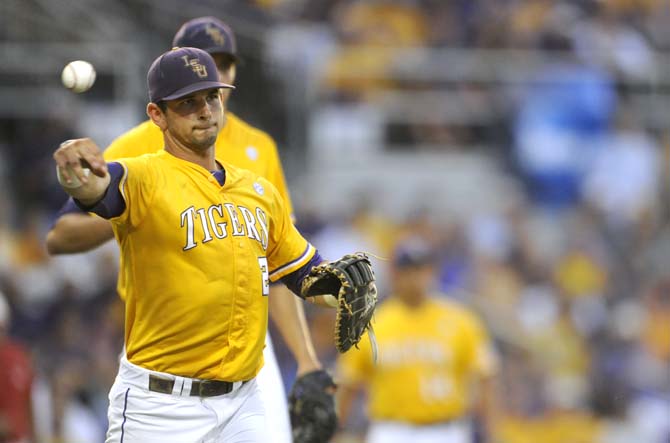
[371,298,421,334]
[115,150,164,170]
[224,162,269,188]
[430,296,470,313]
[224,163,280,200]
[379,296,474,320]
[223,161,257,182]
[116,119,156,138]
[374,297,407,318]
[226,112,277,150]
[105,120,163,160]
[430,296,484,326]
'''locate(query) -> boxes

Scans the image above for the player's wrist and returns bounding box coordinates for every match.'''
[68,170,111,206]
[296,357,322,377]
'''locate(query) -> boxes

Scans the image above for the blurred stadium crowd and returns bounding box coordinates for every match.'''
[0,0,669,442]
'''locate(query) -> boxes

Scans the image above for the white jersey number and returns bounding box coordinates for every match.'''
[258,257,270,296]
[419,374,453,403]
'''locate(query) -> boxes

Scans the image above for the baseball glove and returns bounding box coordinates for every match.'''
[288,370,337,443]
[301,253,378,354]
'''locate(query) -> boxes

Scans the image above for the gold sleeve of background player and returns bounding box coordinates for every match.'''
[262,136,295,219]
[104,120,164,161]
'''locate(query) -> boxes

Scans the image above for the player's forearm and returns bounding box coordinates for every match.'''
[474,376,498,442]
[268,285,321,375]
[46,213,115,255]
[60,170,111,206]
[335,384,360,427]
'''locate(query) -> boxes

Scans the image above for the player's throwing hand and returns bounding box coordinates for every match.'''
[53,138,110,202]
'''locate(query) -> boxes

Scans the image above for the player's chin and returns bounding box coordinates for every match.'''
[192,128,218,144]
[190,134,217,150]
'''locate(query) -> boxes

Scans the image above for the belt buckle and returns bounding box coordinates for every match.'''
[192,380,232,397]
[148,375,174,394]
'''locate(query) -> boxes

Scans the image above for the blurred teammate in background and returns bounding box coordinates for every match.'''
[46,17,321,442]
[336,238,498,443]
[0,292,35,443]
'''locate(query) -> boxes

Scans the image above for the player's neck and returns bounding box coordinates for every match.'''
[398,293,428,309]
[164,138,218,171]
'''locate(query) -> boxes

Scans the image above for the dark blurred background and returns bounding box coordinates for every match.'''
[0,1,668,442]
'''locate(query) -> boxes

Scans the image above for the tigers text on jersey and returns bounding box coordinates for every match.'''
[103,112,293,302]
[337,296,498,425]
[111,151,314,381]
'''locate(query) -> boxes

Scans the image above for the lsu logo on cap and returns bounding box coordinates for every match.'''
[180,55,208,78]
[205,24,226,47]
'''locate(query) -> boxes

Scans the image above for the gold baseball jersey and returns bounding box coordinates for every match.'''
[337,296,498,424]
[103,112,293,302]
[110,151,314,381]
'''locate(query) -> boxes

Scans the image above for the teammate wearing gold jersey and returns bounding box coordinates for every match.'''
[53,47,347,443]
[47,18,319,442]
[336,238,498,443]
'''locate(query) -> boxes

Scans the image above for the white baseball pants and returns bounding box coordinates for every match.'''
[105,357,267,443]
[367,420,472,443]
[257,333,292,443]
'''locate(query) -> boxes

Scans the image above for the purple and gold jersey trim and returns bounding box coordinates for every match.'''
[75,162,127,218]
[280,251,323,297]
[270,243,316,282]
[117,161,130,206]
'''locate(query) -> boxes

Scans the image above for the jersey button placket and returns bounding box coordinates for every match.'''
[237,239,248,287]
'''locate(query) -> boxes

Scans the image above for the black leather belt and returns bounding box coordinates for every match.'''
[148,374,243,397]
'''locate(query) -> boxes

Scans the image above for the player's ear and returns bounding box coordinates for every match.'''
[147,102,168,131]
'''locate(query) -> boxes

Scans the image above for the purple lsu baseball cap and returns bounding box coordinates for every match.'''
[393,238,436,268]
[147,47,234,103]
[172,17,237,58]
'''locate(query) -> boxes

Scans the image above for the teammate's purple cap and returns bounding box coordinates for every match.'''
[147,47,234,103]
[172,17,237,58]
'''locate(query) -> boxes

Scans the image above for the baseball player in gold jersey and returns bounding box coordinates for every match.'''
[53,47,352,443]
[337,238,498,443]
[47,18,319,442]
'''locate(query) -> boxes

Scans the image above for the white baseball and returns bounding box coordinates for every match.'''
[322,294,339,307]
[61,60,96,93]
[56,164,90,188]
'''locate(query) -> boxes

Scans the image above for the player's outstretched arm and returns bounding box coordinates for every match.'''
[46,213,114,255]
[268,285,321,376]
[473,374,499,443]
[53,138,110,206]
